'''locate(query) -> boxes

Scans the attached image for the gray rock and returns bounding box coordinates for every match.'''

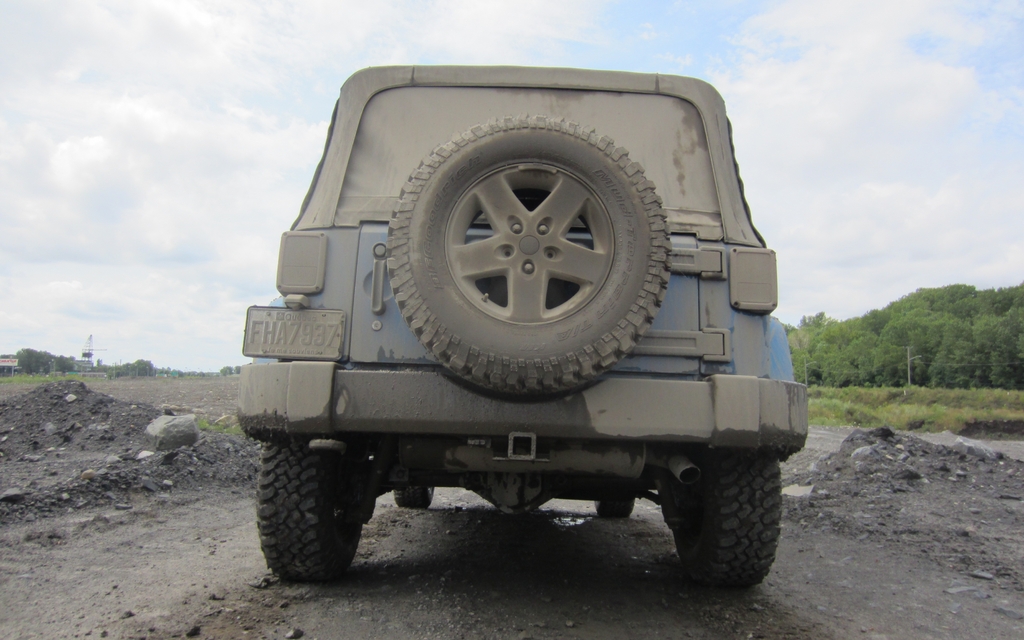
[782,484,814,497]
[0,488,26,503]
[969,570,994,580]
[952,437,998,461]
[160,451,179,465]
[851,445,878,459]
[284,629,304,639]
[65,394,77,403]
[42,422,56,435]
[136,450,155,461]
[21,454,43,463]
[104,455,122,465]
[140,478,160,492]
[995,606,1023,620]
[892,466,923,480]
[144,414,199,451]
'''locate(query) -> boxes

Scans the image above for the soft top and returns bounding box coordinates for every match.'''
[295,66,763,247]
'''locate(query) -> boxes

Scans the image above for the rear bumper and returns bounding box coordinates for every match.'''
[238,363,807,450]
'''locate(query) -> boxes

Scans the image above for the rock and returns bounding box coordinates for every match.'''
[782,484,815,497]
[161,451,179,465]
[65,394,77,403]
[140,478,161,492]
[945,586,977,594]
[247,574,279,589]
[284,628,304,639]
[144,415,199,451]
[969,570,994,580]
[42,422,56,435]
[119,610,134,619]
[136,450,155,461]
[892,467,923,480]
[22,454,43,462]
[208,593,225,601]
[952,437,998,461]
[104,455,122,465]
[869,426,894,439]
[995,606,1023,620]
[115,504,132,510]
[0,488,26,503]
[565,621,575,628]
[81,469,97,480]
[60,493,70,501]
[185,625,201,637]
[851,445,878,459]
[162,479,174,488]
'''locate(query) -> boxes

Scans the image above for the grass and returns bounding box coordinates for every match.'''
[197,417,243,437]
[0,374,84,385]
[809,386,1024,432]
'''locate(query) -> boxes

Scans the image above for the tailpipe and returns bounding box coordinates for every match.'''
[667,455,701,484]
[649,453,701,484]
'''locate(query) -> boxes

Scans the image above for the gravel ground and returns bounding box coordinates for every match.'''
[1,378,1023,639]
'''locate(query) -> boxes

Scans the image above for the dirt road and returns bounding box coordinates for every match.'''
[2,378,1023,639]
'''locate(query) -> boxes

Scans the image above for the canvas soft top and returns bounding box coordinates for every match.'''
[294,66,763,247]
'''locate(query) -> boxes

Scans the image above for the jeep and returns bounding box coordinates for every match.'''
[238,66,807,586]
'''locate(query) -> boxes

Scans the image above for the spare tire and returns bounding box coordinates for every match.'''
[388,115,670,394]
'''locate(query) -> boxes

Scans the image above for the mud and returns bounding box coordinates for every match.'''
[0,380,259,525]
[961,419,1024,439]
[1,379,1023,639]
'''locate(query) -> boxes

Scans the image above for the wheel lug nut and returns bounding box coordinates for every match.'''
[511,223,523,234]
[537,224,549,235]
[522,261,535,274]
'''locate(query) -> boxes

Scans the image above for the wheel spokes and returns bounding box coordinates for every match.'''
[507,271,548,322]
[535,177,592,235]
[448,237,509,280]
[549,240,609,286]
[472,172,528,223]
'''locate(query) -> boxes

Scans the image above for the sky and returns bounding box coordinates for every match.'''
[1,0,1022,371]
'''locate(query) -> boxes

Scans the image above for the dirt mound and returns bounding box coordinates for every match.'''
[0,380,162,459]
[961,419,1024,439]
[784,427,1024,590]
[0,381,259,525]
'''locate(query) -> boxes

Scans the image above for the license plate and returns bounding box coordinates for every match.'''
[242,307,346,360]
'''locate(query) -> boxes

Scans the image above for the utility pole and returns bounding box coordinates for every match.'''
[803,360,817,387]
[906,346,921,387]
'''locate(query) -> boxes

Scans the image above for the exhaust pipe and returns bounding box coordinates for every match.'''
[667,455,701,484]
[648,453,701,484]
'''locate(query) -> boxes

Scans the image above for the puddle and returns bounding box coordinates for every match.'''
[551,515,589,528]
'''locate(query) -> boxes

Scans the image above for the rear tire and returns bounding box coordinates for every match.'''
[666,450,782,587]
[594,498,635,518]
[393,486,434,509]
[257,440,363,581]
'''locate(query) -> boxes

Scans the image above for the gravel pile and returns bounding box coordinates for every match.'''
[0,381,259,524]
[785,426,1024,590]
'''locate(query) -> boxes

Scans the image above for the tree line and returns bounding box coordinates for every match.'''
[788,283,1024,389]
[1,348,242,378]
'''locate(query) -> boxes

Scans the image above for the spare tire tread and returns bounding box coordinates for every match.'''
[388,115,670,394]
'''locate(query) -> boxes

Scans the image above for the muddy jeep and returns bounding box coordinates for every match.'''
[238,66,807,587]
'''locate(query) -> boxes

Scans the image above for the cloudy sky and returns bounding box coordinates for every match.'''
[1,0,1022,371]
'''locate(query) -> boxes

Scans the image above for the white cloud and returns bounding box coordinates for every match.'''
[0,0,609,369]
[711,0,1024,323]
